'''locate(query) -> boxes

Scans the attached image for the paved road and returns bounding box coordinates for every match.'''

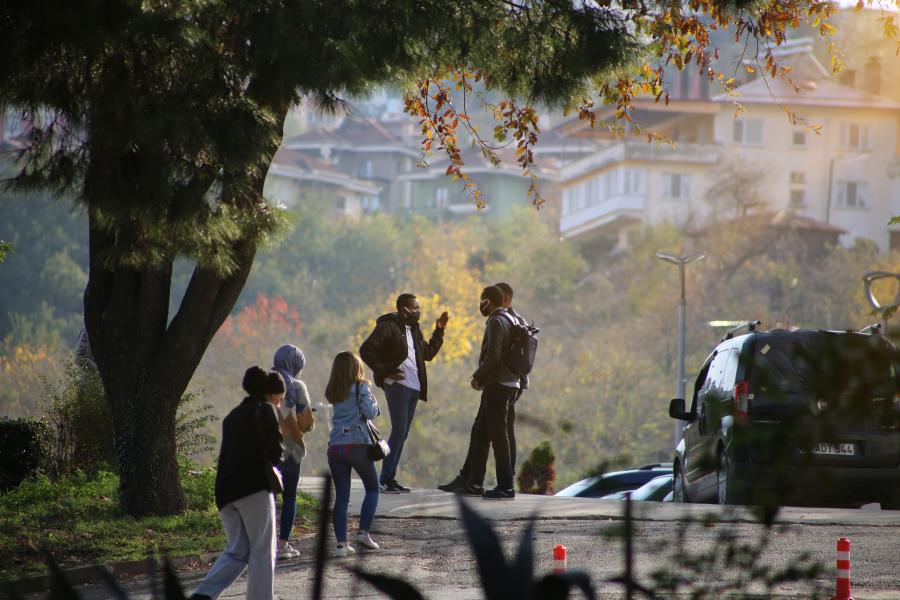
[65,478,900,599]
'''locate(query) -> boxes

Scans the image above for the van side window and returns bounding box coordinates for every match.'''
[705,351,731,396]
[722,349,739,392]
[689,360,713,415]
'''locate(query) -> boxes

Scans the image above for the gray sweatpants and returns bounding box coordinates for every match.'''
[193,489,276,600]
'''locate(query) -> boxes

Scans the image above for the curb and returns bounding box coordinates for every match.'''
[2,554,213,596]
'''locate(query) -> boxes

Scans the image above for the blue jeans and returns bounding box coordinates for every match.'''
[379,383,419,484]
[278,468,301,541]
[327,445,379,542]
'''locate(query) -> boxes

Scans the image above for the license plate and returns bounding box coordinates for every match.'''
[813,442,856,456]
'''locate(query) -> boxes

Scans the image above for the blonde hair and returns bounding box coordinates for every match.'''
[324,351,368,405]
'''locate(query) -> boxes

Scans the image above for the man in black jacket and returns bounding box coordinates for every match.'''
[439,282,527,497]
[360,293,448,493]
[469,285,520,500]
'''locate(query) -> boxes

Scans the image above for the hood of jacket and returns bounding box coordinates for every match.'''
[376,312,400,325]
[274,344,305,377]
[274,344,306,411]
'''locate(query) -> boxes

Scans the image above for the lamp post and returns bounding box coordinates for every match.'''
[656,251,706,446]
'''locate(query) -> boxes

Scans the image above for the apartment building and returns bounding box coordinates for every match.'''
[264,147,382,219]
[559,44,900,251]
[278,116,418,213]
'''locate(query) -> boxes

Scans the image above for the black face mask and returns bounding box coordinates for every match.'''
[479,298,491,317]
[400,306,420,324]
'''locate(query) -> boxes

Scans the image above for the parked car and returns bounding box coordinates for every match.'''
[555,464,672,498]
[601,474,673,502]
[669,323,900,507]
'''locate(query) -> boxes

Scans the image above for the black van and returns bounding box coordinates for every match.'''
[668,325,900,507]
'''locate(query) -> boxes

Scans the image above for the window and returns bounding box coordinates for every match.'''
[662,173,691,200]
[891,231,900,253]
[836,181,869,209]
[335,197,346,211]
[435,187,449,208]
[792,130,807,147]
[840,123,870,150]
[789,189,806,209]
[789,171,806,185]
[733,118,763,145]
[563,166,646,214]
[623,168,645,195]
[840,69,857,87]
[361,196,380,212]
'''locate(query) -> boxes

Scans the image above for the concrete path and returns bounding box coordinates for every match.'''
[296,476,900,527]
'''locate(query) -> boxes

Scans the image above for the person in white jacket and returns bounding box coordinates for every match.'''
[271,344,315,560]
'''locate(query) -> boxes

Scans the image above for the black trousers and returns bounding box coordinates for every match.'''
[462,384,520,491]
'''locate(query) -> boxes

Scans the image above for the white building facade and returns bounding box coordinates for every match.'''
[559,77,900,250]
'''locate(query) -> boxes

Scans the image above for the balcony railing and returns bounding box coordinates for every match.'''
[561,140,720,181]
[560,193,645,238]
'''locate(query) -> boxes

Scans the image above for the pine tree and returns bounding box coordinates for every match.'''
[0,0,840,515]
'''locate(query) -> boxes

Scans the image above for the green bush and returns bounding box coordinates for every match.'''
[43,361,218,479]
[175,391,218,464]
[0,417,52,491]
[44,361,116,479]
[517,440,557,495]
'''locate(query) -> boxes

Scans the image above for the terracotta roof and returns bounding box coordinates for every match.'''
[269,147,381,194]
[713,76,900,110]
[283,116,411,149]
[689,210,847,236]
[272,147,343,176]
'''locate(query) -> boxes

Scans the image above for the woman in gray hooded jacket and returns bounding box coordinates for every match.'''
[272,344,314,560]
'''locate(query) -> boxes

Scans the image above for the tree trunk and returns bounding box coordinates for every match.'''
[82,98,283,516]
[84,211,257,516]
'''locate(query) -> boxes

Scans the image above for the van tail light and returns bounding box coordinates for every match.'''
[734,381,750,425]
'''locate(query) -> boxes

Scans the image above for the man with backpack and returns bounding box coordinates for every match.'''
[438,284,537,500]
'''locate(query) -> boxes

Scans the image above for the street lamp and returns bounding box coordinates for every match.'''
[656,251,706,447]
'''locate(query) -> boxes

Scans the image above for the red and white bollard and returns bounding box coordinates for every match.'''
[553,543,567,574]
[831,537,853,600]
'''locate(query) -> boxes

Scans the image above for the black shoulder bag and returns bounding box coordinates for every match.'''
[355,383,390,461]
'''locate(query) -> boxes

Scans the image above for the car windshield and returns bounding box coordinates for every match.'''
[753,331,898,397]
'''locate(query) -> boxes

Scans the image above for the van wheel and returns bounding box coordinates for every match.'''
[673,466,688,503]
[717,452,739,505]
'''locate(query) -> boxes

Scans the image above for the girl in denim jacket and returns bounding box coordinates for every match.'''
[325,351,381,557]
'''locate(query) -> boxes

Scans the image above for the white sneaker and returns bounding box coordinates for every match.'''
[277,540,300,560]
[352,531,380,550]
[334,543,356,557]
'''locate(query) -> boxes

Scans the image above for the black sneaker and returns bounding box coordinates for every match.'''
[380,480,409,494]
[459,484,485,497]
[390,479,412,493]
[438,478,463,493]
[482,487,515,500]
[380,481,400,494]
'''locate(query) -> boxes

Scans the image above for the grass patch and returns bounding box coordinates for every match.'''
[0,468,319,581]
